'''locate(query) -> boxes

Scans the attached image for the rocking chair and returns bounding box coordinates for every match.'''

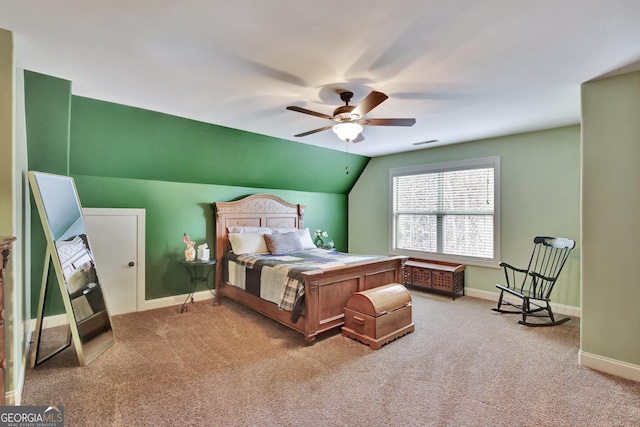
[492,236,575,326]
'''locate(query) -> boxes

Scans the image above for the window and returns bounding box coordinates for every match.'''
[390,157,500,267]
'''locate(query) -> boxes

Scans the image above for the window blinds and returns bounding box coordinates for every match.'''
[391,159,498,261]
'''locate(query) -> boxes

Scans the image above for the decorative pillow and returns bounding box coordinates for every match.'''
[228,233,270,254]
[273,227,316,249]
[263,232,304,254]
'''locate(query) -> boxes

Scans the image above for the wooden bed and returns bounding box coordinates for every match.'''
[213,194,407,343]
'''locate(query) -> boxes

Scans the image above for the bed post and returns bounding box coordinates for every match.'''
[212,202,225,300]
[297,204,304,229]
[304,279,319,344]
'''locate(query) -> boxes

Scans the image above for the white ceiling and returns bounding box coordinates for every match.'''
[2,1,640,157]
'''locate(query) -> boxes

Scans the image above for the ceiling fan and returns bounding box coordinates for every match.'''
[286,91,416,143]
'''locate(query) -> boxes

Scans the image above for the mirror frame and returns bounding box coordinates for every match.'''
[28,171,115,367]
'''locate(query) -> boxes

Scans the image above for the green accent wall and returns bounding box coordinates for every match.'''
[0,27,25,405]
[24,72,71,175]
[350,126,581,307]
[73,175,348,300]
[70,96,368,193]
[581,70,640,367]
[24,71,73,316]
[0,29,13,228]
[24,70,367,312]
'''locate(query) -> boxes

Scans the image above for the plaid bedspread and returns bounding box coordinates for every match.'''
[222,248,386,315]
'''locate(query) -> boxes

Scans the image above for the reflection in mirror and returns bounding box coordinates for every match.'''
[28,171,115,367]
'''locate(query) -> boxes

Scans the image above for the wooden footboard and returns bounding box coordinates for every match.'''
[299,255,407,342]
[216,255,407,343]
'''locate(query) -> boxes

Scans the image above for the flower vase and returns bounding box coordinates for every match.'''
[185,246,196,262]
[314,237,324,247]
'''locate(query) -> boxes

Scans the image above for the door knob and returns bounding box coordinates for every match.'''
[128,261,135,267]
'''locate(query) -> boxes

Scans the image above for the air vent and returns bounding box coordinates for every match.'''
[412,139,438,146]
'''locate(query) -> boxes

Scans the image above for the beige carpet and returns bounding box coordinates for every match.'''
[22,290,640,427]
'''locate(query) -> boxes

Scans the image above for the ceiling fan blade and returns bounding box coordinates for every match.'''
[351,91,389,118]
[352,134,365,143]
[286,106,334,121]
[293,125,333,137]
[359,118,416,127]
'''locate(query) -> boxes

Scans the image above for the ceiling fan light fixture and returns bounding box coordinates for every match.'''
[287,90,415,143]
[332,122,363,142]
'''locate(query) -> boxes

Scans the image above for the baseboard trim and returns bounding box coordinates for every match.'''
[468,288,640,383]
[465,287,581,318]
[579,350,640,383]
[30,290,217,330]
[142,290,216,311]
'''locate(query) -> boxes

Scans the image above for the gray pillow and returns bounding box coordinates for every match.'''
[263,231,304,254]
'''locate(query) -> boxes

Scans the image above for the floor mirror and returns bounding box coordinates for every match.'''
[28,171,115,367]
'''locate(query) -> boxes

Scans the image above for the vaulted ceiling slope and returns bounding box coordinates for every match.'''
[2,1,640,157]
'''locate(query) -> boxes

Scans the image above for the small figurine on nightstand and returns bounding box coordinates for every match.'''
[183,232,196,261]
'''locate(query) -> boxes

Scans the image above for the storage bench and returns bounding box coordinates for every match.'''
[404,259,465,300]
[342,283,414,350]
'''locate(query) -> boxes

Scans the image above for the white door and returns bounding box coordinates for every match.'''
[82,208,145,315]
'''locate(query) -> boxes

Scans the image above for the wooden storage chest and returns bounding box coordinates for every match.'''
[342,283,414,349]
[404,259,465,300]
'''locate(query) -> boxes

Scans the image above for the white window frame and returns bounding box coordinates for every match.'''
[389,156,500,268]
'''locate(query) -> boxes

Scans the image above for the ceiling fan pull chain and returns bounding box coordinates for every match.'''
[345,142,349,175]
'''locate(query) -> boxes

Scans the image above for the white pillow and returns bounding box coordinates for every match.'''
[297,228,317,249]
[228,233,270,254]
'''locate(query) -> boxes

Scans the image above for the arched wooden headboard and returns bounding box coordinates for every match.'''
[212,194,305,286]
